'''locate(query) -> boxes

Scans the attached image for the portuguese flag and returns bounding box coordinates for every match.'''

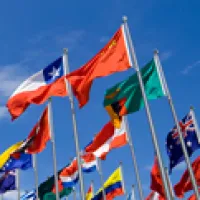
[38,166,72,200]
[103,59,165,128]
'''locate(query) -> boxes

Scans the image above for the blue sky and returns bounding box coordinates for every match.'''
[0,0,200,199]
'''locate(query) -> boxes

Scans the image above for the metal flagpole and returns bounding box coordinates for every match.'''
[33,154,39,200]
[73,188,76,200]
[164,167,174,199]
[154,50,200,199]
[124,116,144,200]
[63,48,85,200]
[130,185,136,200]
[122,16,171,200]
[119,162,128,200]
[97,158,106,200]
[16,169,20,200]
[48,99,60,200]
[0,194,3,200]
[190,106,200,143]
[91,180,94,199]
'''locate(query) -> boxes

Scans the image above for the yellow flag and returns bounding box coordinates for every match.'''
[0,141,23,168]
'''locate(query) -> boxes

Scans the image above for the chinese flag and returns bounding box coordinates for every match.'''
[174,156,200,198]
[150,157,165,198]
[67,25,131,108]
[26,106,51,154]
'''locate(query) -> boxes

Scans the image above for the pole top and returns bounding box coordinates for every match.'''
[122,16,128,23]
[154,49,159,55]
[132,184,135,188]
[63,48,68,54]
[190,105,194,110]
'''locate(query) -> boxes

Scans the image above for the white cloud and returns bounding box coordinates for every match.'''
[160,51,173,62]
[181,60,200,75]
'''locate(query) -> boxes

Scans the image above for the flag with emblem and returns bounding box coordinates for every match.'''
[7,57,67,120]
[66,25,131,108]
[166,111,200,172]
[103,59,165,128]
[0,170,16,194]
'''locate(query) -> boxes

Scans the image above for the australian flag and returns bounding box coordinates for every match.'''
[0,171,16,194]
[166,111,200,173]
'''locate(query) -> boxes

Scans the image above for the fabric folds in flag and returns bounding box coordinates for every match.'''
[22,106,51,154]
[92,167,124,200]
[85,117,127,159]
[81,153,97,173]
[150,157,164,198]
[0,171,16,194]
[103,59,165,128]
[145,191,165,200]
[7,57,67,120]
[174,156,200,198]
[166,111,200,172]
[66,25,131,108]
[20,189,36,200]
[86,183,94,200]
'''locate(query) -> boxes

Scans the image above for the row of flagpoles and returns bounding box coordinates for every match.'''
[0,15,200,200]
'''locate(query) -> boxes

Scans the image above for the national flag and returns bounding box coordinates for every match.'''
[38,167,72,200]
[0,171,16,194]
[59,159,79,188]
[166,111,200,172]
[66,25,131,108]
[81,153,97,173]
[150,157,164,198]
[188,190,200,200]
[103,59,165,128]
[86,183,94,200]
[85,117,128,159]
[174,156,200,198]
[145,191,165,200]
[127,186,135,200]
[20,189,36,200]
[92,167,124,200]
[18,106,51,154]
[7,57,67,120]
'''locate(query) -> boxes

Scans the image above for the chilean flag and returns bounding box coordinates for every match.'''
[7,57,67,120]
[85,117,128,159]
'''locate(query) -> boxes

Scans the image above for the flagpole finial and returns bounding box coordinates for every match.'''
[190,105,194,110]
[63,48,68,54]
[122,16,128,23]
[154,49,159,55]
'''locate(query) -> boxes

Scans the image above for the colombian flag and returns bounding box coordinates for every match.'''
[92,167,124,200]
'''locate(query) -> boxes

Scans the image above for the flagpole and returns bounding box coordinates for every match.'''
[91,180,94,199]
[124,116,144,200]
[164,167,174,199]
[190,106,200,143]
[33,154,39,200]
[63,48,85,200]
[0,194,3,200]
[73,188,76,200]
[154,50,200,199]
[16,169,20,200]
[122,16,172,200]
[97,158,106,200]
[131,185,136,200]
[119,162,128,200]
[48,99,60,200]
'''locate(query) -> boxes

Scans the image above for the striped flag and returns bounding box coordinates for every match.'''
[20,189,36,200]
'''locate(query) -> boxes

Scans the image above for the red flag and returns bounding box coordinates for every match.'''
[67,25,131,108]
[25,106,51,154]
[150,157,165,198]
[188,189,200,200]
[146,191,165,200]
[174,156,200,198]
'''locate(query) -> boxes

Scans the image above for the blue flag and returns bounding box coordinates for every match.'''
[166,111,200,172]
[0,152,32,172]
[20,189,36,200]
[0,171,16,194]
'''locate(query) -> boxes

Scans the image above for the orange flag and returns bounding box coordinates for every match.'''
[67,25,131,107]
[150,157,165,198]
[174,156,200,198]
[25,106,51,154]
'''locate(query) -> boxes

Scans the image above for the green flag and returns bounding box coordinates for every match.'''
[103,59,165,128]
[38,166,72,200]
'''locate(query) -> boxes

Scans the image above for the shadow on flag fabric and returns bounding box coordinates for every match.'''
[85,117,128,159]
[103,59,165,128]
[7,57,67,120]
[17,106,51,154]
[38,166,72,200]
[86,183,94,200]
[0,171,16,194]
[150,157,165,198]
[66,25,131,108]
[145,191,165,200]
[174,156,200,198]
[92,167,124,200]
[166,111,200,172]
[20,189,36,200]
